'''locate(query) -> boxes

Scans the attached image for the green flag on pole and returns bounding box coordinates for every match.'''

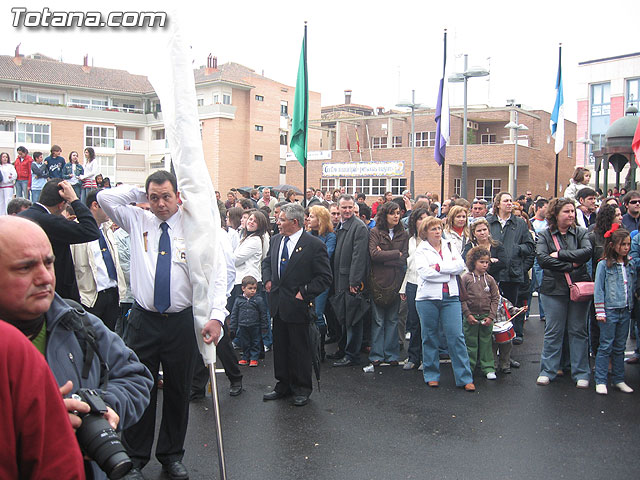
[290,31,308,167]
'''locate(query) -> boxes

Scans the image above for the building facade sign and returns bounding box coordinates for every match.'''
[322,161,405,178]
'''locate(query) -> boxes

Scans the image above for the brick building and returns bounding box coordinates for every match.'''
[287,94,576,202]
[0,50,321,191]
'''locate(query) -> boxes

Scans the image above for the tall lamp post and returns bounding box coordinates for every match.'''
[577,133,595,168]
[397,90,423,196]
[448,54,489,199]
[505,105,529,198]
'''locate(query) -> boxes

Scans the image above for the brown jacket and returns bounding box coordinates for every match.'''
[369,226,409,289]
[460,271,500,321]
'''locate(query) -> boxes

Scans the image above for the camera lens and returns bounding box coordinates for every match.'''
[76,414,132,479]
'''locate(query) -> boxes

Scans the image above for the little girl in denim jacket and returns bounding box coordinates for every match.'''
[593,225,635,395]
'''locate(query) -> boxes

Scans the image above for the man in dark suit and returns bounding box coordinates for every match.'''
[262,203,332,406]
[19,179,99,302]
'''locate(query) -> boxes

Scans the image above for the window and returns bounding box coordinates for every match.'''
[372,137,388,149]
[392,136,402,148]
[213,94,219,104]
[280,101,288,116]
[255,125,263,132]
[567,141,573,158]
[17,122,50,144]
[355,178,387,196]
[454,178,461,197]
[154,102,162,112]
[390,178,407,195]
[475,179,501,203]
[255,95,264,102]
[590,82,610,155]
[85,125,115,149]
[339,178,354,194]
[409,131,435,147]
[96,155,116,182]
[197,98,204,107]
[223,94,231,105]
[481,134,496,144]
[279,165,286,174]
[254,155,263,162]
[321,178,338,191]
[21,92,37,103]
[121,103,137,112]
[20,92,61,105]
[152,129,165,140]
[627,78,640,110]
[280,132,288,146]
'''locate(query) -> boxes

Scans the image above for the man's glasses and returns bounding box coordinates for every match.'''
[628,200,640,205]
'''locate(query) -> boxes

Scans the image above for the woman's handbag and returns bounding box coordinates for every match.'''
[369,271,403,307]
[551,234,594,302]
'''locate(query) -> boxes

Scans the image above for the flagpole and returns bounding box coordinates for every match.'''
[303,21,308,207]
[553,44,561,197]
[440,29,447,204]
[366,123,373,162]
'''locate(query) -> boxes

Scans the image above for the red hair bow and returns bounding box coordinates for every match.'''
[604,223,620,238]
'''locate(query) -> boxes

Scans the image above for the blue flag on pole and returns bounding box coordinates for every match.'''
[550,45,564,154]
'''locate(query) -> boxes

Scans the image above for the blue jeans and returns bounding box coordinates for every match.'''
[315,289,329,328]
[15,180,28,198]
[539,294,590,381]
[369,296,401,362]
[417,293,473,386]
[405,283,422,364]
[528,261,546,319]
[238,325,262,361]
[595,308,630,384]
[30,189,41,203]
[72,183,82,199]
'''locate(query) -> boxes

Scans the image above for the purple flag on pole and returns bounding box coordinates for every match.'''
[435,51,449,166]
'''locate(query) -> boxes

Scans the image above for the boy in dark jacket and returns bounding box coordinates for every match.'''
[230,276,269,367]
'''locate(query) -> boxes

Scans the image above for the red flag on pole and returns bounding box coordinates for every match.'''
[354,126,361,153]
[346,133,351,152]
[633,117,640,167]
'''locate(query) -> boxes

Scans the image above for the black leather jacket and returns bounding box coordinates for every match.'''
[536,226,592,296]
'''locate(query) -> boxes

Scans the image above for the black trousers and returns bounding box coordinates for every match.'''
[85,287,119,331]
[191,321,242,394]
[272,313,312,397]
[122,304,198,468]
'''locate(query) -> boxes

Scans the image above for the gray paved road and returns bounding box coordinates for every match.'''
[139,308,640,480]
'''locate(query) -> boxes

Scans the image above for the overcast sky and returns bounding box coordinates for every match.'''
[3,0,638,122]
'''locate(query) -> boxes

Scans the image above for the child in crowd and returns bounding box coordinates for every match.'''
[493,297,526,374]
[229,276,269,367]
[461,247,500,380]
[594,226,635,395]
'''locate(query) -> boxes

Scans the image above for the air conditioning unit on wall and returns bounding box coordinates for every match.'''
[466,121,479,130]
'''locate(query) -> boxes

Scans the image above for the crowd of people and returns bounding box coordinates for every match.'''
[3,160,640,479]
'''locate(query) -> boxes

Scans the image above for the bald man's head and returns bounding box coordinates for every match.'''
[0,216,56,322]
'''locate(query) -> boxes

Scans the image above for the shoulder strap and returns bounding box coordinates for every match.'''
[60,299,110,389]
[550,234,574,287]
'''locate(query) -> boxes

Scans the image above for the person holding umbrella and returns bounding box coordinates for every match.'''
[262,203,332,406]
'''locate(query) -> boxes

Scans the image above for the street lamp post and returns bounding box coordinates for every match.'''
[505,106,529,198]
[396,90,423,196]
[448,54,489,200]
[577,132,595,168]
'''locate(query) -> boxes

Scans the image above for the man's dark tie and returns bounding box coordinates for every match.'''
[98,229,118,281]
[154,222,171,313]
[280,236,290,277]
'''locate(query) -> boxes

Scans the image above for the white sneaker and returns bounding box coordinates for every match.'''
[595,384,608,395]
[576,379,589,389]
[614,382,634,393]
[536,375,550,386]
[486,372,497,380]
[418,362,424,371]
[402,361,416,371]
[405,332,411,341]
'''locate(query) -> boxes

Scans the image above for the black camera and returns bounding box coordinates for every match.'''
[73,388,133,479]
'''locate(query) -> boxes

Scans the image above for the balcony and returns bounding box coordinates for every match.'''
[150,139,170,155]
[66,102,144,114]
[0,131,14,148]
[115,138,147,154]
[280,115,289,131]
[198,103,236,120]
[280,145,288,159]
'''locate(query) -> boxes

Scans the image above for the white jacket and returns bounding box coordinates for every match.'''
[233,234,269,284]
[415,238,465,301]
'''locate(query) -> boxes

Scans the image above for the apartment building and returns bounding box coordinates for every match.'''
[0,51,321,191]
[287,93,576,201]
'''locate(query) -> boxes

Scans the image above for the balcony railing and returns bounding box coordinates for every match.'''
[66,102,144,114]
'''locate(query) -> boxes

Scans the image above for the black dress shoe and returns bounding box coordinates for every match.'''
[122,468,144,480]
[162,461,188,480]
[189,390,205,402]
[229,383,242,396]
[263,390,289,401]
[293,395,309,406]
[332,357,358,367]
[326,351,345,360]
[325,336,339,344]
